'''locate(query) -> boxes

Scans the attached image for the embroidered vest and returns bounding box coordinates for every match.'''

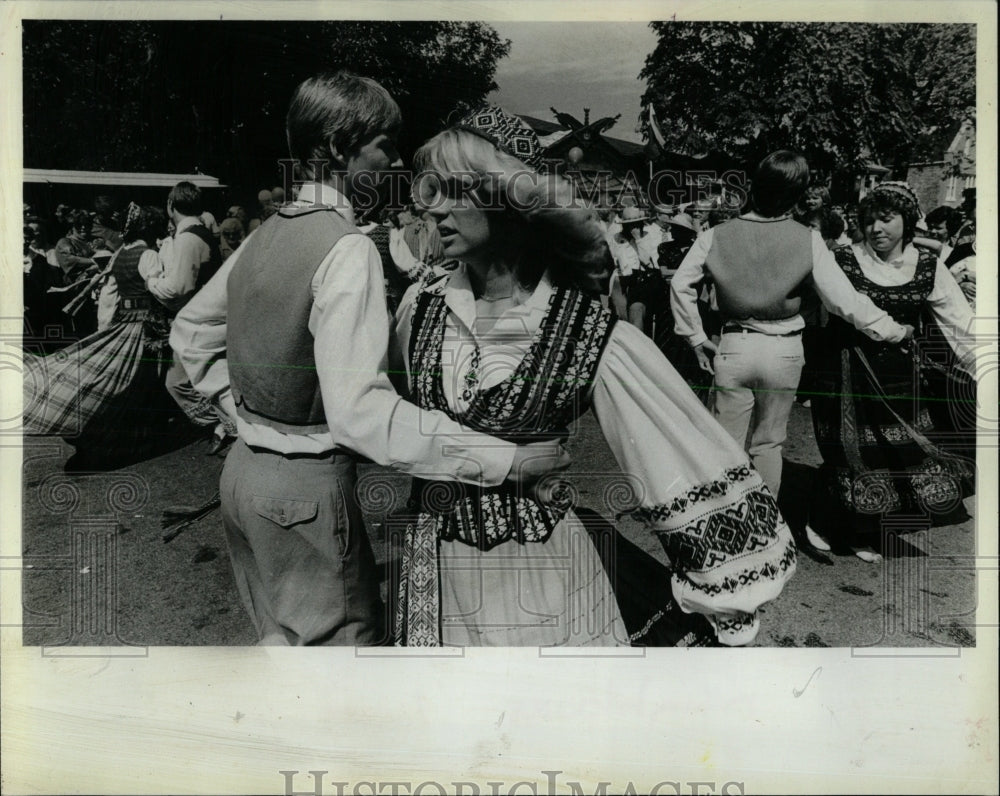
[832,246,937,329]
[407,280,616,550]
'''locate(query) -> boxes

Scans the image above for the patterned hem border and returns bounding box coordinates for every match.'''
[632,465,766,525]
[679,541,797,597]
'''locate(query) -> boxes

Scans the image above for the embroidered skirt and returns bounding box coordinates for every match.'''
[810,342,974,538]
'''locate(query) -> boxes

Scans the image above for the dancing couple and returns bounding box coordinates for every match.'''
[171,72,797,647]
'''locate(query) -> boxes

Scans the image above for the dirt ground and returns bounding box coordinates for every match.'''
[19,401,977,649]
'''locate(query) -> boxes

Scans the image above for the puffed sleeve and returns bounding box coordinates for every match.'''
[927,259,976,372]
[591,321,797,645]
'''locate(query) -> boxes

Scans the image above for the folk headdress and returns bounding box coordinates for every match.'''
[870,181,921,216]
[122,202,142,237]
[453,104,545,171]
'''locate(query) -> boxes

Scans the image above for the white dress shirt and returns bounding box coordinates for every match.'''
[670,214,908,348]
[148,215,210,311]
[170,182,515,486]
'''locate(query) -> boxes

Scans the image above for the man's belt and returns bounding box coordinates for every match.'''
[721,323,802,337]
[121,297,156,310]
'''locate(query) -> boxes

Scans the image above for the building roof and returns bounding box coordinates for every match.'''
[517,113,646,160]
[515,114,570,136]
[23,169,226,188]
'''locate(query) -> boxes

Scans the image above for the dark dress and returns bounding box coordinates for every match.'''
[22,242,176,466]
[809,246,975,542]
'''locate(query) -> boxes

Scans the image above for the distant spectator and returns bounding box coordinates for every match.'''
[219,216,246,262]
[226,205,248,233]
[365,207,409,314]
[687,200,712,235]
[23,220,53,339]
[706,208,734,228]
[271,186,286,206]
[51,204,72,238]
[794,185,832,221]
[915,200,975,267]
[643,203,674,250]
[803,207,847,250]
[948,188,976,267]
[92,196,124,252]
[54,210,98,284]
[842,205,865,244]
[398,204,421,258]
[924,205,962,243]
[200,208,221,240]
[248,188,277,233]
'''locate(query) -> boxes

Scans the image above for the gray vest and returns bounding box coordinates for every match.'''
[227,205,355,433]
[705,217,814,321]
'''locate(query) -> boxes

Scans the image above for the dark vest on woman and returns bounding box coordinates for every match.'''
[704,217,814,320]
[406,277,617,550]
[112,244,152,299]
[226,205,354,434]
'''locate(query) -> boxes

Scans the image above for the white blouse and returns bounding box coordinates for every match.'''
[851,242,976,370]
[394,264,797,645]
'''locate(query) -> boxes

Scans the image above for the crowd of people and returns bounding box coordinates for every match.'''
[21,70,978,647]
[598,167,977,564]
[21,179,454,466]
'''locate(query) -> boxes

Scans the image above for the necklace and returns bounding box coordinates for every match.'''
[478,294,514,302]
[461,339,482,404]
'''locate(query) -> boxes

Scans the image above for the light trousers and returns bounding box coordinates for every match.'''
[220,440,385,645]
[710,330,804,496]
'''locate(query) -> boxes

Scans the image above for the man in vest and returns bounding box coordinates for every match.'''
[170,71,568,645]
[151,181,228,448]
[670,150,913,516]
[149,181,221,309]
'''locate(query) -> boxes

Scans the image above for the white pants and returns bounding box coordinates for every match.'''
[710,329,804,496]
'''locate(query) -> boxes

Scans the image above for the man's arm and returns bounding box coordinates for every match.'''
[310,234,518,487]
[810,234,908,343]
[669,230,713,347]
[169,250,239,423]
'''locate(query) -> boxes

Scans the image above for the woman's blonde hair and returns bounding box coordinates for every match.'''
[412,128,611,292]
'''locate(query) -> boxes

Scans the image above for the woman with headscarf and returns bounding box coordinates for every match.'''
[23,203,178,470]
[807,182,977,561]
[390,106,797,648]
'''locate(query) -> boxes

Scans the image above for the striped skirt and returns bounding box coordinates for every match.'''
[22,308,174,464]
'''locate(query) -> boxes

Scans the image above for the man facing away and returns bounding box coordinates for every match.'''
[170,71,567,645]
[670,150,913,548]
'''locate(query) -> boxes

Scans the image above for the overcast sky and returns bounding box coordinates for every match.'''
[487,21,657,144]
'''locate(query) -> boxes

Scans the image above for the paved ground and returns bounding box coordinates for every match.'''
[19,400,977,648]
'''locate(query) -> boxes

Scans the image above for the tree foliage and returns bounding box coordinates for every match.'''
[23,21,510,188]
[639,22,975,176]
